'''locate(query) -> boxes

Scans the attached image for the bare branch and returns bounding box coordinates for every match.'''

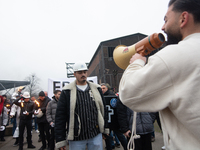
[24,73,41,97]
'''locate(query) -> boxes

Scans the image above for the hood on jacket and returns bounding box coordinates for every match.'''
[52,96,58,102]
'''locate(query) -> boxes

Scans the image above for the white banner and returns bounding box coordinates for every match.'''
[48,76,98,99]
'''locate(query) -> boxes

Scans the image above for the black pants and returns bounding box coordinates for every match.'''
[49,127,55,150]
[19,119,32,148]
[105,134,113,150]
[38,123,50,148]
[134,133,152,150]
[0,130,5,140]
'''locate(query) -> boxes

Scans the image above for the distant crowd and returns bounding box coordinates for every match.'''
[0,87,60,150]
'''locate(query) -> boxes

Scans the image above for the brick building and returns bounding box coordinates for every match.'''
[87,33,149,93]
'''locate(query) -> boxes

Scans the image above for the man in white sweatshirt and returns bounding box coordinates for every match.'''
[119,0,200,149]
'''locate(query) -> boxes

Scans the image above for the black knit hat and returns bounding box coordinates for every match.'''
[39,91,45,97]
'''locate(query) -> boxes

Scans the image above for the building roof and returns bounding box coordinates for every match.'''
[0,80,30,91]
[88,33,147,68]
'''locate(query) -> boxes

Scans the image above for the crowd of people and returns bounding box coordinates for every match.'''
[0,0,200,150]
[0,87,61,150]
[1,62,159,150]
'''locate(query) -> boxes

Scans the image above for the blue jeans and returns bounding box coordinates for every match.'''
[32,117,38,130]
[69,133,103,150]
[113,130,127,150]
[110,131,120,145]
[11,118,17,135]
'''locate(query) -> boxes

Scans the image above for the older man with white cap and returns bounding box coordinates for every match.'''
[14,91,36,150]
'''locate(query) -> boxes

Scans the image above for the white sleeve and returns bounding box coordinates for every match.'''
[3,107,8,126]
[119,55,173,112]
[10,104,17,116]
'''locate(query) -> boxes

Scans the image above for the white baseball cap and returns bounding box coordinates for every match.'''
[22,92,30,99]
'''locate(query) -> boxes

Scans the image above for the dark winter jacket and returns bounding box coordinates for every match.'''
[14,98,35,120]
[36,96,50,124]
[103,89,115,96]
[103,90,120,130]
[127,108,154,135]
[116,98,130,133]
[55,81,109,149]
[46,96,58,124]
[117,99,154,135]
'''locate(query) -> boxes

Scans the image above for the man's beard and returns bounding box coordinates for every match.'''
[166,30,182,45]
[78,76,87,84]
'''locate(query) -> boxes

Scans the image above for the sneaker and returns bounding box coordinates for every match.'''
[35,130,39,133]
[115,143,120,148]
[13,142,19,147]
[38,146,46,150]
[162,146,166,150]
[0,138,5,141]
[28,144,36,148]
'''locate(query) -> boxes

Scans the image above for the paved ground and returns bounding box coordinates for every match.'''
[0,131,164,150]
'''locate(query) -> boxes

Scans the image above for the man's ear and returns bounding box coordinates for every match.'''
[180,11,189,28]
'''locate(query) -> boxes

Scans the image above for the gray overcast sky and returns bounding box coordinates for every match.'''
[0,0,169,91]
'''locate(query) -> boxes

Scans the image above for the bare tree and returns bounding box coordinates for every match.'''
[24,73,41,97]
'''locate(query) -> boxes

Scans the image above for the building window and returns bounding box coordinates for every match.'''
[108,47,115,57]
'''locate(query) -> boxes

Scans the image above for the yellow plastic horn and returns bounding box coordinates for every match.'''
[113,33,165,69]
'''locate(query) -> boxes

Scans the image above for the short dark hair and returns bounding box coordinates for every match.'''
[39,91,45,97]
[54,90,61,95]
[168,0,200,23]
[2,95,7,98]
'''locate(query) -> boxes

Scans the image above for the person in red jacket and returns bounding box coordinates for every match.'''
[0,95,8,141]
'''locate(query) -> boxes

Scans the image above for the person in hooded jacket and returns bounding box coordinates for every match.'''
[0,96,4,115]
[117,99,154,150]
[101,83,128,150]
[0,95,8,141]
[46,90,61,150]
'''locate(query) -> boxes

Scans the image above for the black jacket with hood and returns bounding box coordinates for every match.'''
[117,99,154,134]
[37,96,50,124]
